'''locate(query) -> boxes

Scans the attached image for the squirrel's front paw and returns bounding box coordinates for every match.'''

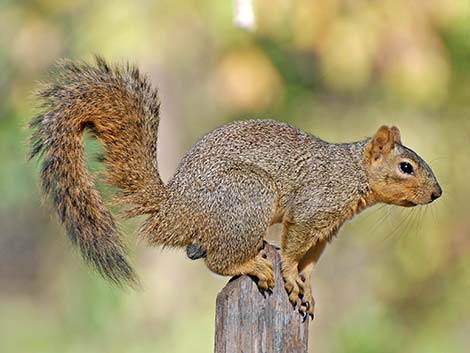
[299,289,315,321]
[282,267,304,306]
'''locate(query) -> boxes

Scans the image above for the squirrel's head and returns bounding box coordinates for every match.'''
[364,125,442,207]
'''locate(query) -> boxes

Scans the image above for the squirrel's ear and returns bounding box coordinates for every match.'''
[390,126,402,144]
[365,125,396,162]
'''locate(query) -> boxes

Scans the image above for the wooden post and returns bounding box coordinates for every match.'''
[214,244,309,353]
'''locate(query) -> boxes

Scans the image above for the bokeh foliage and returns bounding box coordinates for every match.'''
[0,1,469,353]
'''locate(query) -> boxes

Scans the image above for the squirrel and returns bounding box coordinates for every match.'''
[30,57,442,319]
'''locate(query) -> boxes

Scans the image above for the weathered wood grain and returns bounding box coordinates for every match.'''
[214,243,309,353]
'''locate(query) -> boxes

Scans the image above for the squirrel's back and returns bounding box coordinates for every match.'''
[170,119,368,208]
[171,119,321,189]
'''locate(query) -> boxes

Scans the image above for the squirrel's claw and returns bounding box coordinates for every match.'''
[298,296,311,322]
[299,291,315,319]
[299,308,308,322]
[257,278,274,292]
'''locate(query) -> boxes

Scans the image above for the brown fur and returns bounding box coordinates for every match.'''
[30,57,164,286]
[30,58,442,314]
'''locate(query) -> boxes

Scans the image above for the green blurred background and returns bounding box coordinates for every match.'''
[0,0,469,352]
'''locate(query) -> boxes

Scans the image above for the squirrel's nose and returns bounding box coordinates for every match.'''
[431,185,442,201]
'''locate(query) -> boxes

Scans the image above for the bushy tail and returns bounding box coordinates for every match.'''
[30,56,165,286]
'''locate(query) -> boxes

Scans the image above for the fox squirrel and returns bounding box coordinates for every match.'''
[30,57,442,319]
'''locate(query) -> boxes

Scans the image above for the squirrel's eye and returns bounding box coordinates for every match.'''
[399,162,414,175]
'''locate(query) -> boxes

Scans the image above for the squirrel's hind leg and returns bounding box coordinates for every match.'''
[199,165,276,290]
[206,246,275,291]
[185,160,277,290]
[204,219,275,290]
